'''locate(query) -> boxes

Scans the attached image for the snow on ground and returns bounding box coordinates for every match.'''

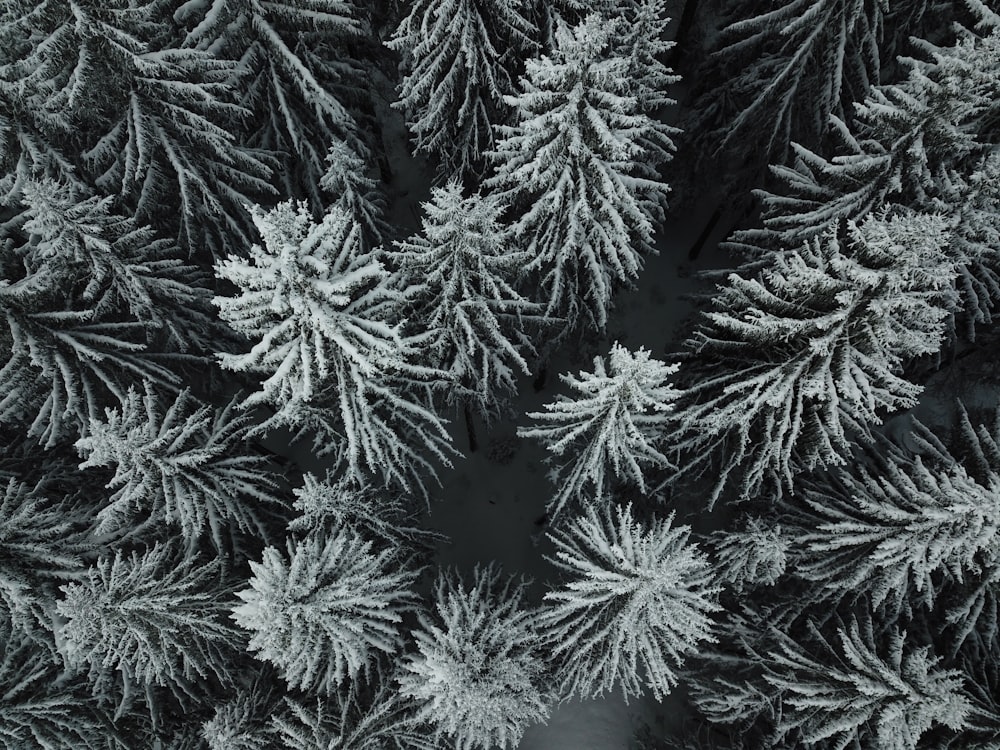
[519,696,654,750]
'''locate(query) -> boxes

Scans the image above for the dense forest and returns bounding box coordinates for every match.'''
[2,0,1000,748]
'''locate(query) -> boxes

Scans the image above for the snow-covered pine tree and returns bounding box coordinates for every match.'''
[609,0,679,225]
[271,676,435,750]
[538,503,720,701]
[4,0,274,255]
[484,14,670,333]
[320,139,390,259]
[519,343,679,518]
[764,618,969,749]
[731,25,1000,341]
[201,673,277,750]
[289,472,445,554]
[0,275,181,449]
[785,436,1000,616]
[213,199,454,496]
[0,617,107,750]
[232,526,418,695]
[691,609,971,749]
[397,564,551,750]
[669,210,955,506]
[709,516,789,593]
[74,384,279,553]
[176,0,368,206]
[388,0,536,179]
[56,544,238,713]
[17,178,219,353]
[391,181,541,425]
[83,43,276,256]
[0,478,90,636]
[686,0,889,197]
[0,0,87,202]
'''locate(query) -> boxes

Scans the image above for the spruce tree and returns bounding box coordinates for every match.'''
[387,0,537,178]
[670,211,955,506]
[391,180,541,426]
[484,14,670,333]
[397,564,551,750]
[539,503,720,701]
[520,343,679,518]
[213,199,454,495]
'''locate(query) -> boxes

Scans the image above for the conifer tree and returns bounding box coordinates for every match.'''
[320,139,390,258]
[609,0,680,221]
[177,0,369,205]
[787,439,1000,615]
[391,181,541,425]
[271,676,434,750]
[731,25,1000,340]
[289,472,445,553]
[520,343,679,518]
[56,544,238,711]
[0,617,107,750]
[388,0,537,178]
[670,211,955,506]
[0,478,90,635]
[397,564,551,750]
[74,385,278,552]
[213,199,454,495]
[16,179,219,353]
[0,274,181,449]
[765,619,969,749]
[539,503,719,701]
[691,610,972,749]
[484,14,671,333]
[685,0,904,197]
[710,517,789,593]
[232,526,418,695]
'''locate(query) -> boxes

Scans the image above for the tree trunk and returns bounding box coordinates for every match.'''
[464,403,478,453]
[668,0,700,69]
[533,366,548,392]
[689,205,722,261]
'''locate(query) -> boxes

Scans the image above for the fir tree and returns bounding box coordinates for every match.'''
[0,478,90,635]
[288,472,445,554]
[213,199,454,495]
[397,564,551,750]
[731,25,1000,341]
[176,0,369,205]
[787,438,1000,615]
[519,343,679,518]
[56,544,238,712]
[320,139,390,258]
[484,14,670,333]
[765,618,970,749]
[709,517,789,594]
[83,44,276,255]
[609,0,680,221]
[0,617,107,750]
[691,609,972,749]
[0,285,180,449]
[74,385,279,552]
[539,503,720,701]
[271,676,434,750]
[388,0,537,178]
[232,526,418,695]
[686,0,890,197]
[670,211,955,506]
[17,179,219,353]
[391,181,541,426]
